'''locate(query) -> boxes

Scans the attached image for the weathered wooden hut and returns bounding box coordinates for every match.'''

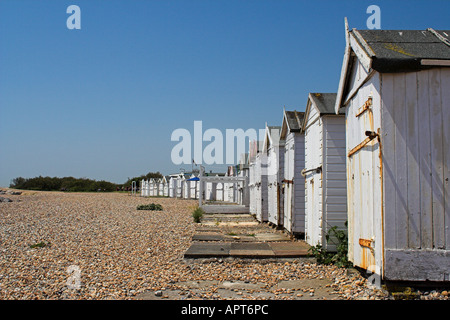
[238,153,250,207]
[168,176,176,197]
[150,178,156,196]
[248,140,260,216]
[280,109,306,237]
[183,177,190,199]
[335,25,450,281]
[302,92,347,251]
[255,146,268,222]
[189,174,198,199]
[163,176,169,197]
[263,125,284,227]
[157,176,165,196]
[140,179,146,197]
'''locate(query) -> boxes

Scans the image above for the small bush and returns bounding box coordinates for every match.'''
[192,206,205,223]
[137,203,163,211]
[308,222,352,268]
[30,241,49,249]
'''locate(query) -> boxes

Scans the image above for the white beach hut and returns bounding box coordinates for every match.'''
[163,176,169,197]
[158,177,165,196]
[302,93,347,251]
[255,143,268,222]
[238,153,250,207]
[140,179,146,197]
[248,140,260,216]
[280,109,306,237]
[262,124,285,227]
[149,179,156,196]
[335,25,450,281]
[189,174,198,199]
[168,176,176,197]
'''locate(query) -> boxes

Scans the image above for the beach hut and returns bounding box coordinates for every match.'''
[255,143,268,222]
[145,179,150,197]
[224,166,237,203]
[140,179,146,197]
[262,124,285,227]
[149,179,156,196]
[248,140,260,216]
[280,109,306,237]
[302,93,347,251]
[158,177,165,196]
[238,153,250,206]
[163,176,169,197]
[335,25,450,281]
[168,176,177,197]
[223,171,231,202]
[188,174,198,199]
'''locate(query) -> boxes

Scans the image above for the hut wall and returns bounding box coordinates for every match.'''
[267,143,284,226]
[304,108,324,247]
[380,69,450,281]
[345,67,382,276]
[255,152,268,222]
[283,132,305,234]
[322,115,347,249]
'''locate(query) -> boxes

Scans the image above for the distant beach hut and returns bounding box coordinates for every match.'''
[262,124,284,227]
[280,109,306,237]
[302,92,346,251]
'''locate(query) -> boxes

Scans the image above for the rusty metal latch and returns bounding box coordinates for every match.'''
[355,96,372,117]
[282,179,294,185]
[359,238,374,249]
[348,131,379,157]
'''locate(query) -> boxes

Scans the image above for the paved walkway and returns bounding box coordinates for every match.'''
[184,209,311,259]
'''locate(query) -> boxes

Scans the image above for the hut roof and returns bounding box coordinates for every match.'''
[284,111,304,132]
[352,28,450,72]
[335,24,450,114]
[308,93,340,115]
[280,109,305,140]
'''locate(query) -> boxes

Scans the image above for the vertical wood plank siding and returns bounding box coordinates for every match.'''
[382,69,449,252]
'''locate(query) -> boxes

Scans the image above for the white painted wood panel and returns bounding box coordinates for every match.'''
[305,113,323,247]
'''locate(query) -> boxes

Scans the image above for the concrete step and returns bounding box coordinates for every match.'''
[184,241,311,258]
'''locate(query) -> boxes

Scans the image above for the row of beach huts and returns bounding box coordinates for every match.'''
[142,26,450,283]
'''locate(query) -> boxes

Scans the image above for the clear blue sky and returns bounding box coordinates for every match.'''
[0,0,449,186]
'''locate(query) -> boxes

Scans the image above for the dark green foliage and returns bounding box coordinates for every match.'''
[192,206,205,223]
[30,241,49,249]
[10,176,118,192]
[308,222,352,268]
[136,203,163,211]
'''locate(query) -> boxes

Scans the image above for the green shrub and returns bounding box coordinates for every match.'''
[192,207,205,223]
[137,203,163,211]
[30,241,49,249]
[308,222,352,268]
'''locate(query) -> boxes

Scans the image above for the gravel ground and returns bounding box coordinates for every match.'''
[0,190,448,300]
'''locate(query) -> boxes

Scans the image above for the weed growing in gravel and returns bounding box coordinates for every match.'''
[192,206,205,223]
[30,241,49,249]
[308,222,352,268]
[136,203,163,211]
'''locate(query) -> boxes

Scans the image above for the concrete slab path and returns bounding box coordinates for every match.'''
[184,211,311,259]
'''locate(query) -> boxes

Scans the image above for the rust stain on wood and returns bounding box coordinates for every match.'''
[359,238,373,248]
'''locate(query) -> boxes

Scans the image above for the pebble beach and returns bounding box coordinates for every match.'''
[0,190,447,300]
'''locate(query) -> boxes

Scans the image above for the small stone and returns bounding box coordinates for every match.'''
[155,290,163,297]
[441,291,448,297]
